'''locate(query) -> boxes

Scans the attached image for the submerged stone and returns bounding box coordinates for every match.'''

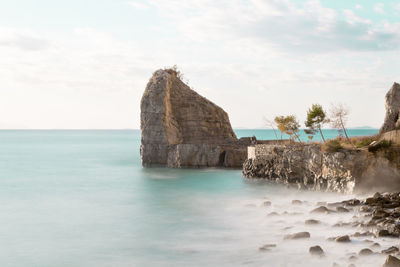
[309,245,324,256]
[311,206,332,214]
[335,235,351,242]
[284,232,310,240]
[359,248,373,256]
[258,244,276,252]
[305,219,320,225]
[382,247,400,254]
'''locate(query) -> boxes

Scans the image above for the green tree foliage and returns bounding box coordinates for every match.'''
[274,115,301,142]
[305,104,328,143]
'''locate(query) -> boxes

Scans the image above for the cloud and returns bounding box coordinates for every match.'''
[127,1,149,10]
[355,4,363,10]
[374,3,385,14]
[0,29,49,51]
[148,0,400,53]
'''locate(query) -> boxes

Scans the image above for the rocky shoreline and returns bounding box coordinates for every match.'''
[260,191,400,266]
[243,144,400,193]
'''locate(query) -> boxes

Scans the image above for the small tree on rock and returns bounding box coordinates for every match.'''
[330,103,351,144]
[305,104,328,143]
[264,117,280,140]
[274,115,301,142]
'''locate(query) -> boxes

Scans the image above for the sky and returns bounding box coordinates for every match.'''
[0,0,399,129]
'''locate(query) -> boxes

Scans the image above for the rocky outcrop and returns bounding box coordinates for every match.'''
[380,83,400,135]
[140,68,247,168]
[243,144,400,193]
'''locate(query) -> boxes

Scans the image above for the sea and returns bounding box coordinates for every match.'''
[2,128,393,267]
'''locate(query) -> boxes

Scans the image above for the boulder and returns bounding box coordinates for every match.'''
[140,69,247,168]
[335,235,350,242]
[284,232,310,240]
[383,255,400,267]
[380,83,400,135]
[309,245,324,256]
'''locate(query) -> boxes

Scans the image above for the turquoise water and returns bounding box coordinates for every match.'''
[0,129,380,267]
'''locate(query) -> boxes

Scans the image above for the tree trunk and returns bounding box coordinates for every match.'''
[340,118,351,144]
[318,127,326,143]
[271,126,278,140]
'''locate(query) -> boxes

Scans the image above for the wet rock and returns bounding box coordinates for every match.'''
[335,235,351,242]
[292,200,302,205]
[382,247,400,254]
[360,206,372,212]
[365,197,379,205]
[284,232,310,240]
[378,229,391,237]
[371,242,381,248]
[305,219,320,225]
[311,206,332,214]
[349,255,358,262]
[262,201,272,207]
[268,212,278,217]
[353,231,374,237]
[258,244,276,252]
[309,245,324,256]
[337,206,350,212]
[333,222,351,227]
[344,199,361,206]
[383,255,400,267]
[359,248,374,256]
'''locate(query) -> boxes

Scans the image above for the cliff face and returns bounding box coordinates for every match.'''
[243,145,400,193]
[380,82,400,135]
[140,69,246,168]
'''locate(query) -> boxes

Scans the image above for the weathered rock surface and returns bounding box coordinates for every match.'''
[140,69,248,168]
[380,83,400,135]
[383,255,400,267]
[243,144,400,193]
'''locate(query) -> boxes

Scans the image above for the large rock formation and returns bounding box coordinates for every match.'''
[380,82,400,134]
[140,68,247,168]
[243,144,400,193]
[243,82,400,193]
